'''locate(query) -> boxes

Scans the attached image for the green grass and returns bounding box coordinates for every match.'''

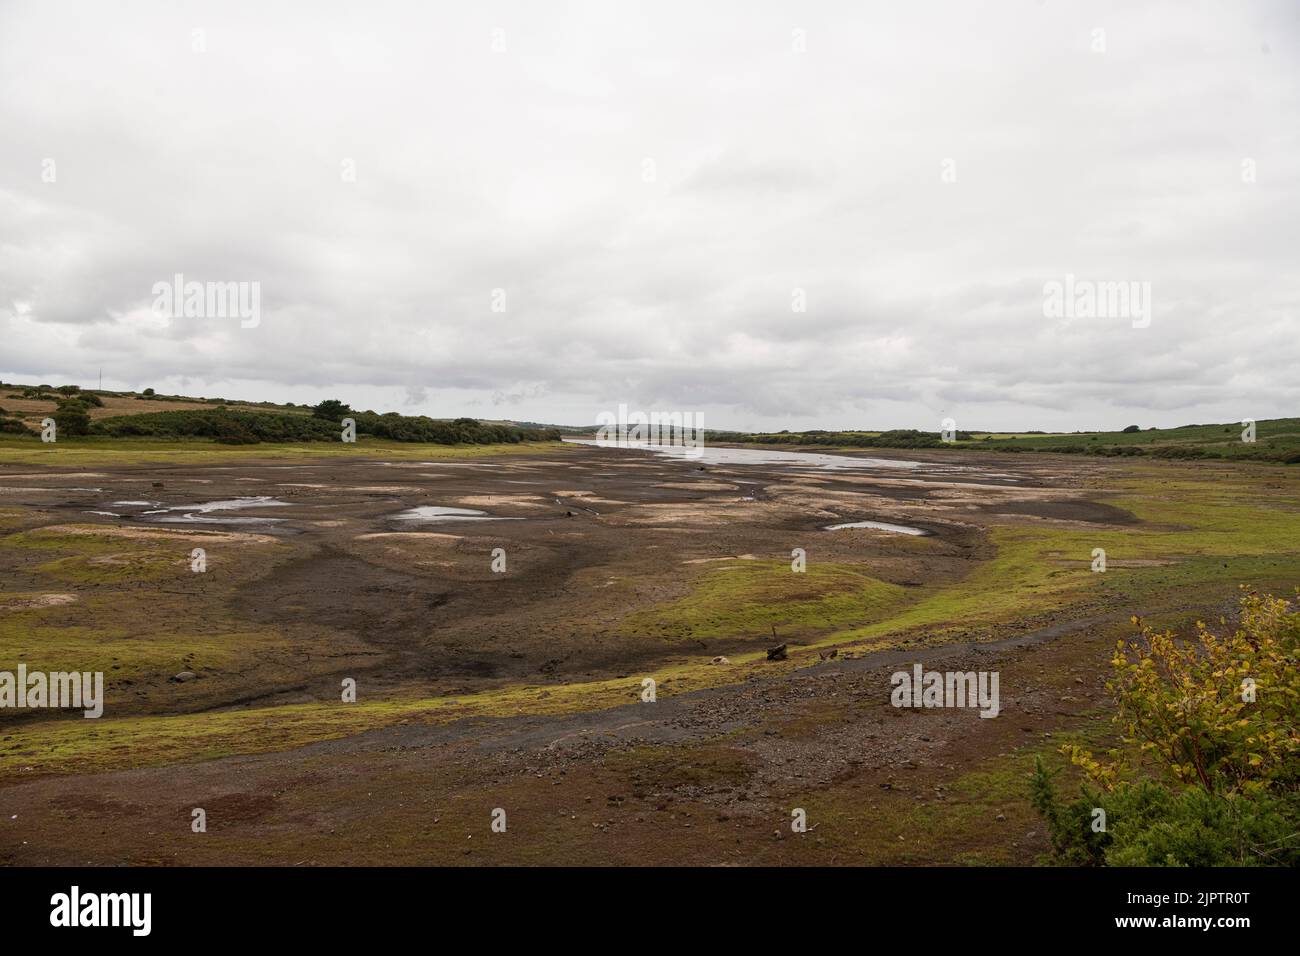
[32,551,184,584]
[624,561,909,641]
[0,523,293,682]
[0,435,570,466]
[822,468,1300,647]
[0,610,276,682]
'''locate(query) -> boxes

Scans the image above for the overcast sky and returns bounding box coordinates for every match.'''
[2,0,1297,431]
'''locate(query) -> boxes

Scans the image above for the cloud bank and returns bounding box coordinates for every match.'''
[2,0,1297,431]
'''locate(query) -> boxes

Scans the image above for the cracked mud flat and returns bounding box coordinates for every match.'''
[0,443,1289,865]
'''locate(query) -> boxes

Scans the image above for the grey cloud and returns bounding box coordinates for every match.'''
[1,0,1297,431]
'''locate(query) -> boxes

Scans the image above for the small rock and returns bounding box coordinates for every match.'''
[170,671,197,683]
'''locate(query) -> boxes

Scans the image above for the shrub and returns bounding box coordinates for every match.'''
[1033,590,1300,865]
[88,408,560,446]
[52,403,91,437]
[211,417,260,444]
[92,409,337,443]
[1121,424,1141,433]
[1151,445,1207,459]
[312,399,352,421]
[1030,763,1299,866]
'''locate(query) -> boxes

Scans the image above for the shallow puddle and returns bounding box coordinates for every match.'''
[391,505,518,524]
[101,496,291,525]
[567,439,924,470]
[824,519,929,535]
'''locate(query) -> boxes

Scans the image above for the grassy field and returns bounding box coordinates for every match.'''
[624,561,909,641]
[0,386,307,427]
[0,434,570,466]
[727,417,1300,463]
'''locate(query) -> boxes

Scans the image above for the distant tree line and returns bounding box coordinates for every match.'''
[0,387,561,445]
[709,426,1300,464]
[307,399,560,444]
[82,405,559,445]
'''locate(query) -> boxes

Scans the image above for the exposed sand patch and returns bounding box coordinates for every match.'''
[349,485,423,493]
[825,475,1039,493]
[456,495,550,509]
[613,502,751,526]
[654,481,739,491]
[927,485,1065,499]
[0,487,104,494]
[682,554,759,564]
[355,532,463,542]
[30,524,278,545]
[0,593,77,611]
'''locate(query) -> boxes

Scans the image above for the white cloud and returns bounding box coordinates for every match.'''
[1,0,1297,431]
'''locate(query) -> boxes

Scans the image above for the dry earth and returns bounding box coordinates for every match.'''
[0,442,1288,865]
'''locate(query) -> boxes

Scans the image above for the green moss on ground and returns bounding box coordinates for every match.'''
[624,560,909,641]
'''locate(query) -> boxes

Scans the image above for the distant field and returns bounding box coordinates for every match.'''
[0,387,306,428]
[0,434,569,466]
[724,417,1300,464]
[0,381,563,453]
[969,418,1300,457]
